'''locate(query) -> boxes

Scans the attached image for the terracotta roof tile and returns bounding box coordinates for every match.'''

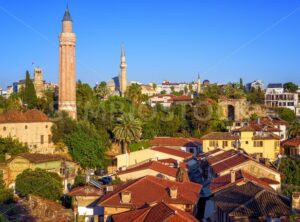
[111,202,198,222]
[117,161,178,178]
[68,185,104,196]
[151,146,193,159]
[17,153,62,163]
[214,182,290,218]
[0,109,49,123]
[282,137,300,147]
[99,176,201,208]
[201,132,239,140]
[150,137,202,147]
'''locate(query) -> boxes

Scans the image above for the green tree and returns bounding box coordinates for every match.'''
[170,86,175,94]
[0,137,28,162]
[288,120,300,138]
[126,83,142,105]
[246,87,264,104]
[37,88,56,116]
[51,111,77,143]
[184,86,188,95]
[113,114,142,153]
[0,173,13,203]
[73,174,86,187]
[95,81,110,100]
[23,71,38,109]
[77,81,98,120]
[277,107,296,123]
[283,82,298,93]
[64,124,107,169]
[15,169,63,201]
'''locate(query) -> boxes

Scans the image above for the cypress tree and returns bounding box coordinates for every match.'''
[23,71,37,109]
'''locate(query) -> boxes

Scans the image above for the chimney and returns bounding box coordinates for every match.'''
[257,118,261,125]
[230,170,236,183]
[169,186,178,199]
[292,192,300,210]
[121,191,131,204]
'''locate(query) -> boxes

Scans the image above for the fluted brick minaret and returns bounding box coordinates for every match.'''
[58,5,77,119]
[119,46,127,97]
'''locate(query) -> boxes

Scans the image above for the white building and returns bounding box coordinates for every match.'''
[246,80,264,91]
[155,80,197,94]
[265,83,298,112]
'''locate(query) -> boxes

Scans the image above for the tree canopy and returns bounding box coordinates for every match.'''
[284,82,298,93]
[0,173,13,204]
[0,137,28,162]
[277,107,296,123]
[23,71,38,109]
[15,169,63,201]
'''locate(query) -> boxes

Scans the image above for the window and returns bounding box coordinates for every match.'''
[245,141,249,144]
[48,135,52,143]
[209,141,218,147]
[231,141,235,147]
[40,135,44,145]
[222,141,228,148]
[3,127,6,131]
[45,125,48,128]
[254,141,263,147]
[25,125,28,130]
[185,204,192,212]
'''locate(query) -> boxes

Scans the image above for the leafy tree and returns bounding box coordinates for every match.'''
[161,90,167,94]
[126,83,143,105]
[284,82,298,93]
[23,71,38,109]
[152,83,157,91]
[0,137,28,162]
[288,120,300,138]
[184,86,188,95]
[64,124,107,169]
[277,107,296,123]
[0,173,13,203]
[128,140,151,152]
[51,111,77,143]
[37,88,56,116]
[15,169,63,201]
[246,87,264,104]
[113,114,142,153]
[95,81,110,100]
[77,81,98,120]
[170,86,175,94]
[73,174,86,187]
[203,84,220,101]
[224,83,245,99]
[279,158,300,196]
[5,94,22,110]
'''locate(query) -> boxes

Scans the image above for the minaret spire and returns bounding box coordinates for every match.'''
[120,44,128,97]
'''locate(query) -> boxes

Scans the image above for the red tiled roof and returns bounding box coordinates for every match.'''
[99,176,201,208]
[259,177,280,185]
[282,137,300,147]
[201,132,239,140]
[68,185,104,196]
[207,150,238,165]
[150,94,192,102]
[16,153,62,163]
[151,146,193,159]
[210,170,273,193]
[117,161,178,178]
[0,109,49,123]
[150,137,202,147]
[111,202,198,222]
[198,148,223,159]
[212,154,249,174]
[157,158,178,165]
[252,133,280,140]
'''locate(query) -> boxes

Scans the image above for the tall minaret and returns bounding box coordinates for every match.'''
[119,46,127,96]
[197,74,201,95]
[58,5,77,119]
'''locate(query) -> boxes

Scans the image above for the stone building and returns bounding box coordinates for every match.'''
[33,68,44,98]
[58,6,77,119]
[0,109,54,153]
[218,98,266,121]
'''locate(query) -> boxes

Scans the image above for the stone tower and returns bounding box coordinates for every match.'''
[197,74,201,94]
[119,46,127,97]
[34,68,44,98]
[58,5,77,119]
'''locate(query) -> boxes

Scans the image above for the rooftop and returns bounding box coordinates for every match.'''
[117,161,178,178]
[16,153,62,163]
[282,137,300,147]
[150,137,202,147]
[68,185,104,196]
[99,175,201,208]
[151,146,193,159]
[214,182,290,218]
[267,83,283,88]
[111,202,198,222]
[0,109,50,123]
[201,132,239,140]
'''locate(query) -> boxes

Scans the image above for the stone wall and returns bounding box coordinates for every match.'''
[218,98,267,121]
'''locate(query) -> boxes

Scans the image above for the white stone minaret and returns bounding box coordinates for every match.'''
[197,74,201,95]
[58,5,77,119]
[119,46,127,97]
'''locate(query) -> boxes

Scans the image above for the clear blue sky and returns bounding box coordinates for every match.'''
[0,0,300,89]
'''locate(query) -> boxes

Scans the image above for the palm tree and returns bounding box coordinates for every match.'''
[126,83,142,105]
[288,120,300,138]
[113,114,142,154]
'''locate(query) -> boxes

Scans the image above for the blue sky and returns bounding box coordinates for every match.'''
[0,0,300,89]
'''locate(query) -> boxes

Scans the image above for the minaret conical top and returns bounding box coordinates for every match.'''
[62,4,72,22]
